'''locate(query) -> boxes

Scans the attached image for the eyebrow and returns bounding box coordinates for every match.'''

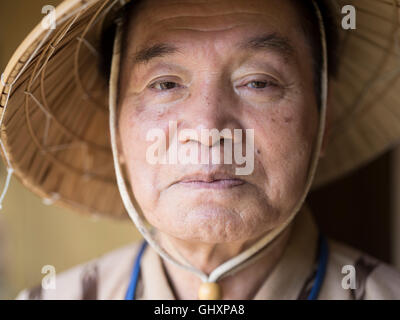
[238,33,295,61]
[131,43,180,66]
[130,32,295,67]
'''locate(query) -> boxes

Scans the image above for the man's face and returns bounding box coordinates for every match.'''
[118,0,319,243]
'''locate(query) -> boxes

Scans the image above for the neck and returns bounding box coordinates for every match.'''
[158,224,293,300]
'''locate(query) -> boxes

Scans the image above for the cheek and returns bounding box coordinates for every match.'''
[253,103,318,207]
[118,101,166,213]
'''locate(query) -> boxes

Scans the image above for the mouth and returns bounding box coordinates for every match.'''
[172,172,246,189]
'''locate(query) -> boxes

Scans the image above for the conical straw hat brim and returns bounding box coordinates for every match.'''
[315,0,400,186]
[0,0,399,218]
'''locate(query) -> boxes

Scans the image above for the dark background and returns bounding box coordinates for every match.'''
[308,151,393,263]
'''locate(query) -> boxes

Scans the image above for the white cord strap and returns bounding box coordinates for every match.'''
[109,0,328,285]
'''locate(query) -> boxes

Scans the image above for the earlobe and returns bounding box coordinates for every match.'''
[116,133,126,164]
[119,153,126,164]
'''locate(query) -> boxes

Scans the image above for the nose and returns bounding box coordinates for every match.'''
[178,74,243,147]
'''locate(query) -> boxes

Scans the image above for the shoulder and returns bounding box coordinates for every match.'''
[320,238,400,300]
[15,241,142,300]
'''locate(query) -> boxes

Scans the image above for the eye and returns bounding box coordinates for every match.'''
[149,80,181,91]
[245,80,278,89]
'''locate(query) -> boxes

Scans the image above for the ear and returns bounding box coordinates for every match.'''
[319,79,334,158]
[116,129,126,164]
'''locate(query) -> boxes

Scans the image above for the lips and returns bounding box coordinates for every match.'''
[172,172,246,189]
[178,179,245,189]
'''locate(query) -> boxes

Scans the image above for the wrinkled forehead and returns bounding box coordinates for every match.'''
[126,0,307,50]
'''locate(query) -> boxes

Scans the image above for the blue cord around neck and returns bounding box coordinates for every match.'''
[125,234,328,300]
[307,234,329,300]
[124,241,147,300]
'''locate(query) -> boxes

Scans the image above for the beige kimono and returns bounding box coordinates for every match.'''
[16,207,400,300]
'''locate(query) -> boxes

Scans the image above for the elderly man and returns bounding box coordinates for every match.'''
[1,0,400,300]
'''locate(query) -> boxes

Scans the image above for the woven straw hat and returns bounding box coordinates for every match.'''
[1,0,400,219]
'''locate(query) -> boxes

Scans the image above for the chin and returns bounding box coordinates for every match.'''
[152,203,278,244]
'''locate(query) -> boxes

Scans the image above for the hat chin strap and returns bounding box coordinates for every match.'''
[109,0,327,294]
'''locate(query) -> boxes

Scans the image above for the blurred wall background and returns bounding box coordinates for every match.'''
[0,0,140,299]
[0,0,399,300]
